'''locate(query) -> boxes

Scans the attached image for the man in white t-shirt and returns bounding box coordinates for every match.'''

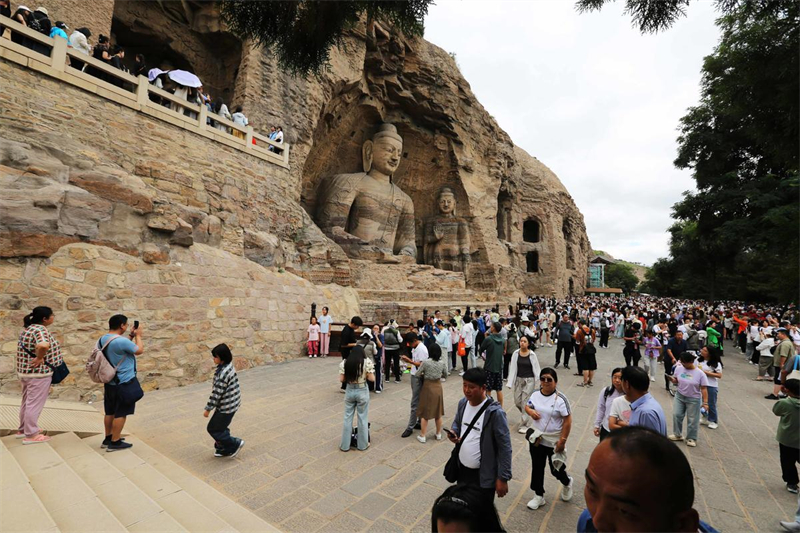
[448,368,512,511]
[400,333,428,438]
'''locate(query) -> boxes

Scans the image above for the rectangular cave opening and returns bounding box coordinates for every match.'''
[110,0,242,105]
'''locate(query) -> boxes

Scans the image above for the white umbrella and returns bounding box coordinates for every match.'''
[168,70,202,88]
[148,68,168,82]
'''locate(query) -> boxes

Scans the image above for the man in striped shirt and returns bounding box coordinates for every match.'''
[204,343,244,458]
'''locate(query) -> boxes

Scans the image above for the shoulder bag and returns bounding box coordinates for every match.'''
[443,400,491,483]
[22,346,70,385]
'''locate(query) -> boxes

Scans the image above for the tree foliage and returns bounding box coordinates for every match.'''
[605,263,640,294]
[641,2,799,302]
[575,0,791,33]
[220,0,432,76]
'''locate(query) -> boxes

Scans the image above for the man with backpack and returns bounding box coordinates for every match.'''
[98,314,144,451]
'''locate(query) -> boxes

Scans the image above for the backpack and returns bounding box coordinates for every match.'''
[85,335,125,384]
[583,342,597,356]
[477,319,486,334]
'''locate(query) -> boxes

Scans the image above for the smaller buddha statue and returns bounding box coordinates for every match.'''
[423,186,471,273]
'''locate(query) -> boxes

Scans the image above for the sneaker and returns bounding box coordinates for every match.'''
[417,435,427,444]
[564,365,570,370]
[700,417,709,426]
[765,394,780,400]
[526,495,546,510]
[340,389,346,393]
[650,377,656,382]
[375,390,382,394]
[554,363,560,369]
[106,440,133,452]
[22,434,51,445]
[561,476,574,501]
[395,379,402,383]
[440,378,446,382]
[686,439,697,447]
[214,449,227,458]
[668,434,683,441]
[518,426,528,434]
[14,431,24,438]
[101,436,125,449]
[230,439,245,458]
[435,433,443,441]
[708,422,718,429]
[779,520,800,532]
[458,372,465,376]
[788,484,799,494]
[401,428,413,438]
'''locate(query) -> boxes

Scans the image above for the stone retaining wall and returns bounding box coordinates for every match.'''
[0,243,359,400]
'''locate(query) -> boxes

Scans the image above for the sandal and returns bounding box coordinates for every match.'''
[576,382,587,387]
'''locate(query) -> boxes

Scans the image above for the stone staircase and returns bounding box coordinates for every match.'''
[1,432,278,533]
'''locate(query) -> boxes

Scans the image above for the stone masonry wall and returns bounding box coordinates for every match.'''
[0,243,359,401]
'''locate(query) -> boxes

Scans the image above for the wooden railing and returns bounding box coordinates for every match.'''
[0,16,290,168]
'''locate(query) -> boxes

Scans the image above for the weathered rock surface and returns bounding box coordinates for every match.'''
[0,2,591,398]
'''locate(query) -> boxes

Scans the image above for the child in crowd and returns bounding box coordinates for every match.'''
[773,378,800,494]
[307,316,321,358]
[204,344,244,458]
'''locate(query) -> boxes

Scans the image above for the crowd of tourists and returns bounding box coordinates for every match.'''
[15,291,800,531]
[327,296,800,531]
[0,2,285,151]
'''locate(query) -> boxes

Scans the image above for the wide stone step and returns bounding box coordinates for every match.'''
[83,434,276,533]
[48,432,186,533]
[0,437,60,533]
[2,435,127,533]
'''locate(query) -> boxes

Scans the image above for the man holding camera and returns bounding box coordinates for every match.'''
[100,314,144,451]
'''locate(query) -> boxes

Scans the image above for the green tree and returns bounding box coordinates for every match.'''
[575,0,790,34]
[637,2,799,302]
[220,0,432,75]
[605,263,639,294]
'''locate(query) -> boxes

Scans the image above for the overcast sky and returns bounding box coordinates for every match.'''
[424,0,721,265]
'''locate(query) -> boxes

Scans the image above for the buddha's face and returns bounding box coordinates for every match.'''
[438,192,455,215]
[371,137,402,175]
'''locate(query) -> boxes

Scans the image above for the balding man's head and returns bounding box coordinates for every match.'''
[584,427,700,532]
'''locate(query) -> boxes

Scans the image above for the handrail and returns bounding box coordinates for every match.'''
[0,14,54,46]
[0,13,290,168]
[147,83,202,113]
[65,48,139,86]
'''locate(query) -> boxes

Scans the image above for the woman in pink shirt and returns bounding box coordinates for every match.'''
[667,352,709,447]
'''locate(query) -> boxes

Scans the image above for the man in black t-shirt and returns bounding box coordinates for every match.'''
[339,316,362,390]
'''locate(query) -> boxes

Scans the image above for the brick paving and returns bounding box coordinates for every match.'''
[128,338,796,532]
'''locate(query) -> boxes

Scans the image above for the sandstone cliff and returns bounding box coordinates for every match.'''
[0,2,590,398]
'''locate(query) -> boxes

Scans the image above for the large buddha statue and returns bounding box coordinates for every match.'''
[423,186,471,273]
[315,124,416,261]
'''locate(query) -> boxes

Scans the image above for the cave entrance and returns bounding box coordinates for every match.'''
[497,190,512,241]
[526,251,539,273]
[523,219,540,243]
[111,1,242,103]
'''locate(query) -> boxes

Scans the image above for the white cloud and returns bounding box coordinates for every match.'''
[424,0,720,265]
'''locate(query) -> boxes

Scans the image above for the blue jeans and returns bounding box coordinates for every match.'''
[673,392,700,441]
[706,386,718,423]
[341,384,369,451]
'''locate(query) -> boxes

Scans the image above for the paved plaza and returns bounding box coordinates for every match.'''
[128,338,796,532]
